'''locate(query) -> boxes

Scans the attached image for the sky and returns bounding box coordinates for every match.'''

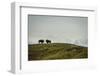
[28,15,88,46]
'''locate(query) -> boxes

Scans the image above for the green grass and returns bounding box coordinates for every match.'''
[28,43,88,61]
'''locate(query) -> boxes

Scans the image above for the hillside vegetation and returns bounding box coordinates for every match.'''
[28,43,88,60]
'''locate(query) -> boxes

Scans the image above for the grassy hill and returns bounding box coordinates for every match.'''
[28,43,88,61]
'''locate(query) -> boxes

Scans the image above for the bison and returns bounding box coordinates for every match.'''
[46,39,51,44]
[38,39,44,44]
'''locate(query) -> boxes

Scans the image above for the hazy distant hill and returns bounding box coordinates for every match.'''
[28,43,88,60]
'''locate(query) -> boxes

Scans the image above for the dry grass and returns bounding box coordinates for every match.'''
[28,43,88,61]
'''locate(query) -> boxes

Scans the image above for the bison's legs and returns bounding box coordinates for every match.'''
[46,41,48,44]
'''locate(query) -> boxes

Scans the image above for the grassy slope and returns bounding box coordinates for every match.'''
[28,43,88,60]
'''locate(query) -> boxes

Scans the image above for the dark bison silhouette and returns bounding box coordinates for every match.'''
[38,39,44,44]
[46,39,51,44]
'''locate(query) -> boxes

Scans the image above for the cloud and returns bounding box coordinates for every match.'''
[28,15,88,46]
